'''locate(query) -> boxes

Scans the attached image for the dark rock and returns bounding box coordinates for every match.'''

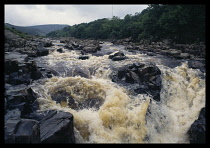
[4,118,21,143]
[29,61,42,80]
[5,108,21,122]
[78,55,89,60]
[15,119,40,143]
[188,107,206,143]
[64,44,74,50]
[83,45,100,53]
[73,67,90,78]
[188,60,205,73]
[109,51,127,61]
[36,42,49,56]
[50,89,78,109]
[112,56,127,61]
[111,62,162,101]
[4,118,40,143]
[5,87,39,118]
[57,48,64,53]
[50,88,104,110]
[80,98,103,110]
[43,41,53,47]
[5,52,43,85]
[5,52,28,74]
[39,110,75,143]
[60,40,66,43]
[8,72,30,85]
[5,98,7,111]
[71,42,79,48]
[46,74,53,78]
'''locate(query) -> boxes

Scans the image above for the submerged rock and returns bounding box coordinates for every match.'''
[50,88,104,110]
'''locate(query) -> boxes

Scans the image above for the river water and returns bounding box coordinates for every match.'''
[31,40,205,143]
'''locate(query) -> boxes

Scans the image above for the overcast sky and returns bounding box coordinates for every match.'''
[5,4,148,26]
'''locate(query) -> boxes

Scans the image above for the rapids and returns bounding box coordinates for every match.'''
[30,40,205,143]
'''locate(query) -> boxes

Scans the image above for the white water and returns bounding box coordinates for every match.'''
[31,41,205,143]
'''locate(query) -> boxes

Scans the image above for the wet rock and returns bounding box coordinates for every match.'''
[73,66,90,78]
[36,42,49,56]
[30,61,42,80]
[50,88,104,110]
[4,118,21,143]
[71,41,79,48]
[5,108,21,122]
[5,86,39,118]
[14,119,40,143]
[83,46,98,53]
[111,62,162,101]
[80,98,103,110]
[43,41,53,47]
[78,55,89,60]
[188,60,205,73]
[109,51,127,61]
[178,53,190,59]
[57,48,64,53]
[188,107,206,143]
[5,53,43,85]
[64,43,74,50]
[4,118,40,143]
[5,52,28,74]
[39,110,75,143]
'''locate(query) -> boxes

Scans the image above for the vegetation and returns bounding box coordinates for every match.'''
[5,26,31,39]
[5,23,69,36]
[47,4,205,44]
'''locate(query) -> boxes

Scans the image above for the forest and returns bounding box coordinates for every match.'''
[46,4,205,44]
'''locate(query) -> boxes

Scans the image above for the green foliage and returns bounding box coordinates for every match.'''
[5,26,30,39]
[47,4,205,44]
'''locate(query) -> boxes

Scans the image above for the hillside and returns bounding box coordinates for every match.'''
[46,4,205,44]
[5,23,69,36]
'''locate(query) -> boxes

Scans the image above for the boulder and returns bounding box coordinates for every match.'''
[50,86,104,110]
[83,46,97,53]
[111,62,162,101]
[5,108,21,122]
[188,107,206,143]
[36,42,49,56]
[108,51,127,61]
[5,86,39,118]
[78,55,89,60]
[64,43,74,50]
[57,48,64,53]
[43,41,53,47]
[4,118,40,143]
[188,60,205,73]
[39,110,75,143]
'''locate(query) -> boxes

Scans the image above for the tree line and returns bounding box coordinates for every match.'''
[46,4,205,44]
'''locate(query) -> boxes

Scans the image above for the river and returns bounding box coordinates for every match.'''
[29,40,205,143]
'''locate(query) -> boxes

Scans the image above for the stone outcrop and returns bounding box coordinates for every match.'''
[187,107,206,143]
[110,62,162,101]
[108,51,127,61]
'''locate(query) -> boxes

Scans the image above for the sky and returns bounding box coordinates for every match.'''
[4,4,148,26]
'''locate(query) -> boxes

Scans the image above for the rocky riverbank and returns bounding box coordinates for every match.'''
[4,29,206,143]
[111,38,205,73]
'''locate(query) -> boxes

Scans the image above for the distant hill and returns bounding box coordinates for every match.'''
[5,23,69,36]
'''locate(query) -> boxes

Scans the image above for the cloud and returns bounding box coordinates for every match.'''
[4,4,148,26]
